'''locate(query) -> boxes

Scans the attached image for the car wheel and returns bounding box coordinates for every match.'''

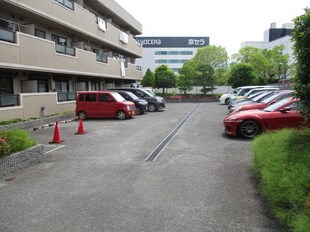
[225,98,230,105]
[238,120,261,139]
[78,111,87,120]
[136,107,141,115]
[148,103,157,112]
[116,111,126,120]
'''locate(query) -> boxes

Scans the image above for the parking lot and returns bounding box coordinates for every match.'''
[0,103,283,231]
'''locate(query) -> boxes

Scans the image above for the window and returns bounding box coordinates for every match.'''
[52,34,67,45]
[99,93,110,102]
[0,18,9,30]
[78,93,84,101]
[55,80,69,93]
[55,0,74,10]
[38,80,48,92]
[169,51,178,55]
[0,77,13,94]
[155,59,168,64]
[35,29,46,39]
[155,51,168,55]
[85,94,96,102]
[181,51,192,55]
[155,51,193,56]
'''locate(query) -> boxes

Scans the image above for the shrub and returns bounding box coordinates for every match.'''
[0,138,11,156]
[0,129,36,156]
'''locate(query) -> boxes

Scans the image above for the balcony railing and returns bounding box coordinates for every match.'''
[96,54,108,63]
[55,0,74,10]
[55,44,75,56]
[0,94,19,107]
[57,92,76,102]
[0,28,15,43]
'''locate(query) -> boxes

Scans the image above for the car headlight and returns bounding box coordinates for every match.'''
[127,105,130,110]
[235,106,242,112]
[226,116,239,122]
[156,97,163,102]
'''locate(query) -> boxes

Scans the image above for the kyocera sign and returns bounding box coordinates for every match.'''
[137,37,209,48]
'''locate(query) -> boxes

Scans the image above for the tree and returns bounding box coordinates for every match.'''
[141,68,154,87]
[232,46,289,84]
[195,64,215,94]
[261,45,289,83]
[228,63,256,88]
[292,8,310,120]
[154,65,176,94]
[178,60,195,94]
[192,45,228,90]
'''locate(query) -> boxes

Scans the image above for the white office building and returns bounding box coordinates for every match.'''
[241,22,295,64]
[136,37,209,74]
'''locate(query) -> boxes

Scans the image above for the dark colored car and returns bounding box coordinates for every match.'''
[109,87,165,112]
[224,97,309,139]
[111,90,148,115]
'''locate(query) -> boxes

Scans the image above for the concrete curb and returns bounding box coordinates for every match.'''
[0,113,76,132]
[0,144,44,177]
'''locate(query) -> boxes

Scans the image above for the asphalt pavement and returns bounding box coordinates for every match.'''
[0,103,284,232]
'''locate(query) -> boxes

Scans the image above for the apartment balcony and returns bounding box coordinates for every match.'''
[0,32,143,80]
[5,0,142,57]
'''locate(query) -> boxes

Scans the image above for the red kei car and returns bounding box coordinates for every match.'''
[224,97,309,139]
[229,90,293,114]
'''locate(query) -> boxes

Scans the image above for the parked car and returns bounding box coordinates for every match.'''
[228,90,279,111]
[110,90,148,115]
[224,97,309,138]
[229,90,293,114]
[109,87,165,112]
[76,91,136,120]
[229,87,279,102]
[219,86,268,105]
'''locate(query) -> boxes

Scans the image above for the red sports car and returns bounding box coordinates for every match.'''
[224,97,309,139]
[229,90,293,114]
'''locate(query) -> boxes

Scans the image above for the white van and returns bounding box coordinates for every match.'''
[219,86,266,105]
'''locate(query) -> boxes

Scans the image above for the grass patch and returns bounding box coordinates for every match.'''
[252,128,310,231]
[0,129,37,157]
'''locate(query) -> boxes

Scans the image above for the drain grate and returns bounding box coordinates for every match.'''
[145,104,199,161]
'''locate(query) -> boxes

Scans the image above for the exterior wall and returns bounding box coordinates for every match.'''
[0,93,75,121]
[0,0,143,120]
[0,32,143,80]
[10,0,142,56]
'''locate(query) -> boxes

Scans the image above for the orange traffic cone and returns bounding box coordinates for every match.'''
[49,121,65,144]
[75,117,85,135]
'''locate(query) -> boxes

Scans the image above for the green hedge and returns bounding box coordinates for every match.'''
[252,128,310,231]
[0,129,37,157]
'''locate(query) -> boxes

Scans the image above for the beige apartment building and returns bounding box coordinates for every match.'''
[0,0,143,121]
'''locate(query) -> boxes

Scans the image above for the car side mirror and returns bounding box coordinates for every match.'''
[280,107,291,113]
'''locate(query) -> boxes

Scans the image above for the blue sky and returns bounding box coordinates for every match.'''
[115,0,309,56]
